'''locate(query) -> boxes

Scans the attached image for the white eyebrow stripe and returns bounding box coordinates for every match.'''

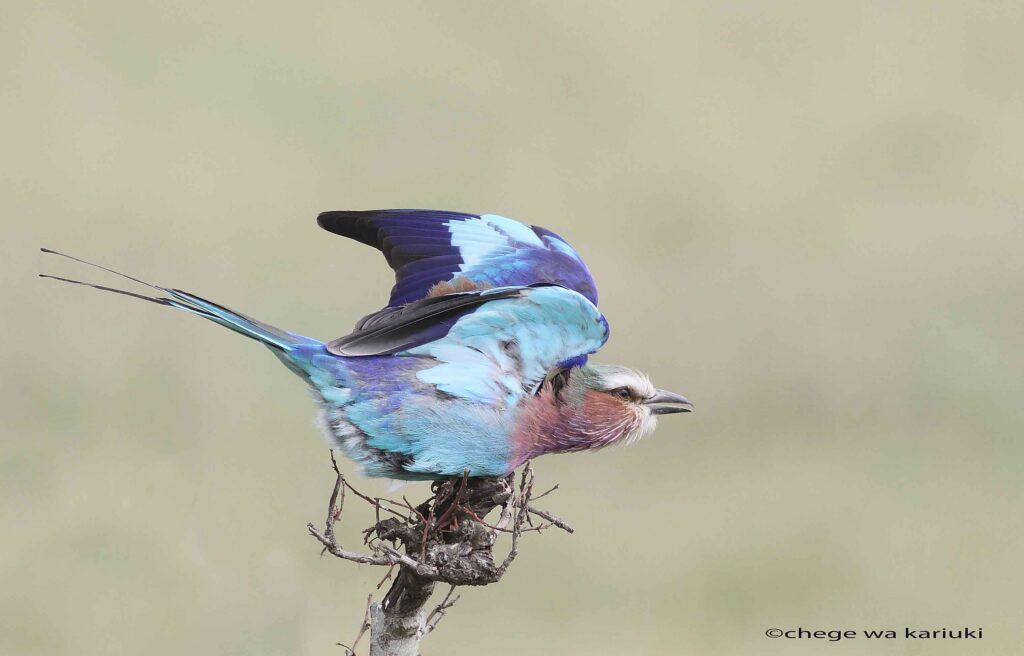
[601,371,656,397]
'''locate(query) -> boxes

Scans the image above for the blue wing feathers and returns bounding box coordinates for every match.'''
[405,286,609,405]
[317,210,598,307]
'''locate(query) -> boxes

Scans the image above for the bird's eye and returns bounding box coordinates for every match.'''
[611,387,633,401]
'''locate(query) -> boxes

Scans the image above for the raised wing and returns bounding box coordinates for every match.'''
[317,210,598,307]
[400,285,609,407]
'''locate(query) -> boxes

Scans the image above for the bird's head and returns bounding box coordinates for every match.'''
[526,363,692,455]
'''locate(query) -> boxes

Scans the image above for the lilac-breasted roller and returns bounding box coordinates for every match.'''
[42,210,692,480]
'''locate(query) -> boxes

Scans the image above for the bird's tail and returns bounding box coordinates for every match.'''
[39,248,319,353]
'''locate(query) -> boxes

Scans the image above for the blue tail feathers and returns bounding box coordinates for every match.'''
[39,248,320,353]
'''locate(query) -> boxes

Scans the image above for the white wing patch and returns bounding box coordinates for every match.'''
[478,214,545,246]
[445,214,544,269]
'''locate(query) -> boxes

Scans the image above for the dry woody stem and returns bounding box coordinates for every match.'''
[307,453,573,655]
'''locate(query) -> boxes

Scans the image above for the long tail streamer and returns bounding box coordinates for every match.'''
[40,248,299,350]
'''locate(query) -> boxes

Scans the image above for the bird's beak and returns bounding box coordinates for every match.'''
[644,389,694,415]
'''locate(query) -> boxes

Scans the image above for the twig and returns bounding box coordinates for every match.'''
[424,585,460,635]
[307,524,391,566]
[375,564,396,590]
[498,461,535,573]
[460,505,558,535]
[324,452,346,545]
[532,483,560,501]
[341,479,407,519]
[337,594,373,656]
[527,506,575,534]
[495,478,516,531]
[433,469,469,529]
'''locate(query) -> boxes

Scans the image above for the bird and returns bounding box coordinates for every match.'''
[41,210,692,480]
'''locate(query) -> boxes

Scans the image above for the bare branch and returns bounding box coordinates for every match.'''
[527,506,575,534]
[306,524,391,566]
[532,483,560,501]
[306,454,572,654]
[498,461,535,573]
[324,452,346,545]
[375,565,396,590]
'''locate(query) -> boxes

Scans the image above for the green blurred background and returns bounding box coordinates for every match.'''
[3,2,1023,654]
